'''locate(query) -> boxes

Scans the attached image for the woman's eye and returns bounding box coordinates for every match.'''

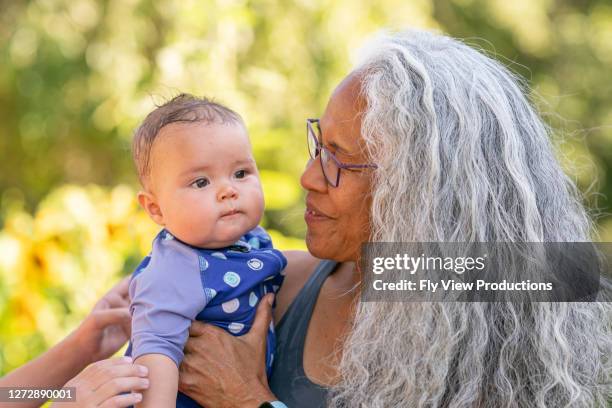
[234,170,247,179]
[190,178,210,188]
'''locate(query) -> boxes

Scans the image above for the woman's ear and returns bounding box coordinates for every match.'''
[137,190,164,226]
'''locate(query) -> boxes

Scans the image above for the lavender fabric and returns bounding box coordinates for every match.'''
[128,226,286,371]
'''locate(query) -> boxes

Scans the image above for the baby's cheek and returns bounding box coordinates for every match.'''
[240,188,264,230]
[254,189,265,218]
[184,207,215,241]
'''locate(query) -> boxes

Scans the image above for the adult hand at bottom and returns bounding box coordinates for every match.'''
[51,357,149,408]
[178,294,277,408]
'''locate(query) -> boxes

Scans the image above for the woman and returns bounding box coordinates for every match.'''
[0,278,150,407]
[178,29,612,407]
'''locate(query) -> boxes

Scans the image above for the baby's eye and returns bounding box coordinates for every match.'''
[234,169,247,179]
[190,178,210,189]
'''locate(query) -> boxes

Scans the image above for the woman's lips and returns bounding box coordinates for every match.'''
[304,207,331,223]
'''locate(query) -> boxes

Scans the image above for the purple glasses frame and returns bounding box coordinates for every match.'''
[306,118,378,187]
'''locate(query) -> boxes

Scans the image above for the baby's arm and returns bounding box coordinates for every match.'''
[135,354,178,407]
[129,236,207,408]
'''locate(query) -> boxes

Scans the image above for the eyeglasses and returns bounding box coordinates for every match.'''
[306,118,378,187]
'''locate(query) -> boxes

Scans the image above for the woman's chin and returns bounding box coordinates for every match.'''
[305,234,328,259]
[307,235,362,263]
[306,234,344,261]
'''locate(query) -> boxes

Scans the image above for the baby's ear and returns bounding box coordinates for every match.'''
[137,190,164,226]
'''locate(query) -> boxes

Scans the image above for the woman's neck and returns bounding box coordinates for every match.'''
[328,261,361,299]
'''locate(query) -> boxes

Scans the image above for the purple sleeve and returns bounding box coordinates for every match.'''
[129,235,206,366]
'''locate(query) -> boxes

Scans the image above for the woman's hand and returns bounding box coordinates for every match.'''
[51,357,149,408]
[178,294,277,408]
[71,276,132,364]
[0,277,135,408]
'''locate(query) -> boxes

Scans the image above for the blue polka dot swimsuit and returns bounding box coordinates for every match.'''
[127,227,286,408]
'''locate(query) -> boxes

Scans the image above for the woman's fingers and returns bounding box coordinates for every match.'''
[178,295,275,406]
[245,294,274,343]
[94,360,148,386]
[178,361,200,395]
[187,320,208,337]
[186,294,273,347]
[113,276,131,298]
[178,312,274,407]
[103,292,130,309]
[83,358,142,391]
[92,376,149,406]
[98,392,143,408]
[54,357,149,408]
[93,277,131,311]
[91,308,131,330]
[184,324,224,354]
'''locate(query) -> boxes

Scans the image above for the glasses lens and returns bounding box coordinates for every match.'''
[307,123,320,159]
[320,147,339,187]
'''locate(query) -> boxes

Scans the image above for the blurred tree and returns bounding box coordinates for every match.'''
[1,0,611,234]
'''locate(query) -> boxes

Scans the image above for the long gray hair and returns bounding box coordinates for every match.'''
[329,30,612,407]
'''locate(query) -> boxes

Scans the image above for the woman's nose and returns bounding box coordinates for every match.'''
[217,184,238,201]
[300,157,327,193]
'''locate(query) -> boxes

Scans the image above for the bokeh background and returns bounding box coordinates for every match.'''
[1,0,612,377]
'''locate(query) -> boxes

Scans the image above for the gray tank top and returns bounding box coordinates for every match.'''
[269,260,338,407]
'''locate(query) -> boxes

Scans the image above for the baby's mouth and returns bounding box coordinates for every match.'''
[220,209,240,217]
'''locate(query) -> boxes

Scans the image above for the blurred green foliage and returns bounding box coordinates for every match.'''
[1,0,611,377]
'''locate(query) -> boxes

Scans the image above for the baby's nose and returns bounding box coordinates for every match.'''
[217,185,238,201]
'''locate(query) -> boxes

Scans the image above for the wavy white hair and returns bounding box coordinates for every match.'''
[329,30,612,407]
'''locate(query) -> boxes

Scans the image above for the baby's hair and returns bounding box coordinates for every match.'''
[132,93,244,186]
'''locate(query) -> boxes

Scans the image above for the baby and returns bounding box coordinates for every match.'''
[127,94,286,407]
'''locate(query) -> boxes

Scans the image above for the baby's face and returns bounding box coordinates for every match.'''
[146,121,264,248]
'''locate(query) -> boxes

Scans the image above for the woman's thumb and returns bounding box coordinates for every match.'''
[246,294,274,341]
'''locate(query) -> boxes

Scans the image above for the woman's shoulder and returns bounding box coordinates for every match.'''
[274,250,322,323]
